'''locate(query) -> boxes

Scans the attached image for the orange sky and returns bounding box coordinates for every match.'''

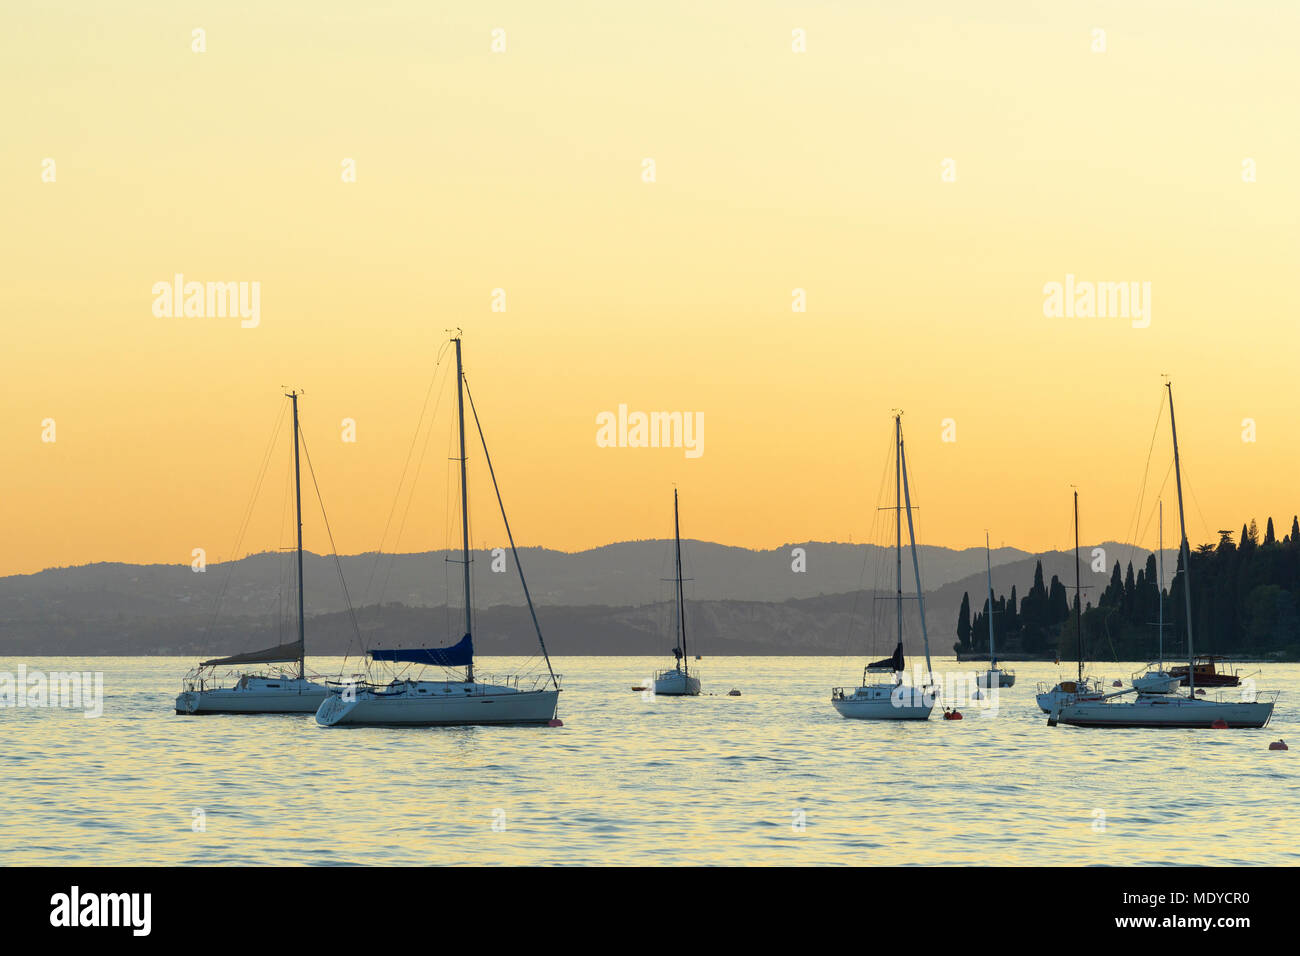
[3,2,1298,576]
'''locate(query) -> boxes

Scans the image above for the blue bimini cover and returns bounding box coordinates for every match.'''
[370,634,473,667]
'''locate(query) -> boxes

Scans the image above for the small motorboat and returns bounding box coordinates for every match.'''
[1170,656,1242,688]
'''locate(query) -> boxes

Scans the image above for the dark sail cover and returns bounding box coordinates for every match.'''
[201,640,302,667]
[866,642,905,673]
[370,634,473,667]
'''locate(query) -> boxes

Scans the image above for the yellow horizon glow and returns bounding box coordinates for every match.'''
[3,2,1298,577]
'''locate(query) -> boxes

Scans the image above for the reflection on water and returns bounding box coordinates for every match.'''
[1,656,1295,865]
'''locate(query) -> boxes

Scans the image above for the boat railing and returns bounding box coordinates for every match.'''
[1219,687,1279,704]
[831,687,848,700]
[473,672,562,692]
[323,671,562,697]
[180,672,207,693]
[178,665,247,692]
[181,662,309,692]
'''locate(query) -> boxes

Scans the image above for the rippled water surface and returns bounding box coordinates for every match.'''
[2,656,1296,865]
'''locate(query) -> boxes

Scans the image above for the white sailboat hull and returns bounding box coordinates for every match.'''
[1054,695,1275,729]
[654,670,700,696]
[1036,690,1086,713]
[976,668,1016,688]
[175,677,329,715]
[315,681,559,727]
[832,683,934,721]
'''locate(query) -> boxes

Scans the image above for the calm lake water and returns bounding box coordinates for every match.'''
[2,656,1295,865]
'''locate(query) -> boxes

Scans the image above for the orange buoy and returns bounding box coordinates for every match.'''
[1269,740,1288,751]
[943,710,963,720]
[548,718,564,727]
[1211,718,1228,729]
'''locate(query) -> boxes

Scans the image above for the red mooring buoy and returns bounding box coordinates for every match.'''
[548,719,564,727]
[1269,740,1288,751]
[944,710,963,720]
[1211,718,1229,729]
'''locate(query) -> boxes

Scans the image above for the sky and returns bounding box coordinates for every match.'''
[3,2,1298,577]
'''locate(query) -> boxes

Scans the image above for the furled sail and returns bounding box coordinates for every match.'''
[201,640,302,668]
[866,642,904,673]
[370,634,474,668]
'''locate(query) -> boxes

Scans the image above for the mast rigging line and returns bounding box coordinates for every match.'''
[1123,388,1215,568]
[297,428,365,668]
[1119,392,1166,578]
[836,424,896,682]
[360,343,453,611]
[1131,459,1175,553]
[202,400,289,641]
[461,374,560,690]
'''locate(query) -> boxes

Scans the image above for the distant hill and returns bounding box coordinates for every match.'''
[0,539,1172,656]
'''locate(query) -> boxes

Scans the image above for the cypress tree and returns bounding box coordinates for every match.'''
[1101,561,1123,607]
[957,592,972,648]
[1048,575,1069,623]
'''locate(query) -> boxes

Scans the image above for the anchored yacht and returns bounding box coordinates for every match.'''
[653,490,701,697]
[1035,490,1106,714]
[1049,383,1276,729]
[176,391,331,715]
[832,413,937,721]
[316,336,560,728]
[975,532,1015,689]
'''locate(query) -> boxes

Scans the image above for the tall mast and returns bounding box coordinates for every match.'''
[1157,499,1164,671]
[985,531,996,668]
[895,414,903,656]
[1074,490,1082,683]
[289,390,306,681]
[453,337,474,683]
[1167,382,1195,699]
[898,425,933,681]
[674,489,688,675]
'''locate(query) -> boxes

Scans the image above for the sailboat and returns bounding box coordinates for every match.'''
[1035,491,1106,712]
[653,490,701,696]
[975,532,1015,688]
[175,391,331,715]
[832,413,936,720]
[1131,499,1180,694]
[315,336,560,727]
[1049,383,1276,728]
